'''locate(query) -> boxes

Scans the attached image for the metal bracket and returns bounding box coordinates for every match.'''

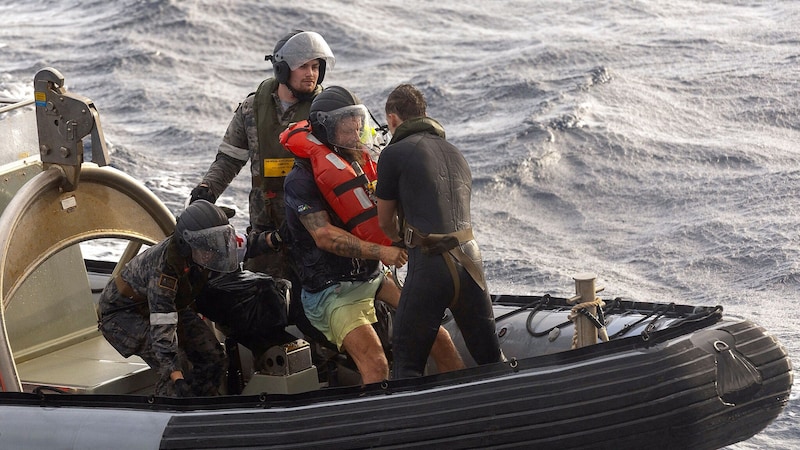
[33,67,110,191]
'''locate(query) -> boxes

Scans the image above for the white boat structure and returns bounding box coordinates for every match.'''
[0,68,792,449]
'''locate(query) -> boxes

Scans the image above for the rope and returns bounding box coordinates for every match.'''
[568,297,607,349]
[608,302,674,340]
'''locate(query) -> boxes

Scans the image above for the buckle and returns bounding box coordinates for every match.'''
[404,228,414,247]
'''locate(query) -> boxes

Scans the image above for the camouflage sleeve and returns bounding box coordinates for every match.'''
[147,270,182,375]
[201,152,246,198]
[200,99,251,198]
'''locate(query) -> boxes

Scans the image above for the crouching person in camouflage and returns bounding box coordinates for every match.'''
[98,200,239,397]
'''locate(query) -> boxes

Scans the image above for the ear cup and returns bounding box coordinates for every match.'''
[274,61,290,84]
[317,60,327,85]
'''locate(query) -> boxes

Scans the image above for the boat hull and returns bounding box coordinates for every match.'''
[0,94,792,449]
[0,314,791,450]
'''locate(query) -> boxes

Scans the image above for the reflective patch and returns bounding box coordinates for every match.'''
[219,141,249,161]
[150,311,178,325]
[297,204,311,213]
[354,187,373,209]
[158,274,179,292]
[324,153,347,170]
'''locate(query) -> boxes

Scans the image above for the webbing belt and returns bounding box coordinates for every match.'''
[404,225,486,308]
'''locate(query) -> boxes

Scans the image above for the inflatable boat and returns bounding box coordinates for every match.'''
[0,69,792,449]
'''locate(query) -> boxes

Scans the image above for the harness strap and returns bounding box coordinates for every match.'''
[404,224,487,307]
[404,226,473,250]
[447,245,486,292]
[443,253,461,309]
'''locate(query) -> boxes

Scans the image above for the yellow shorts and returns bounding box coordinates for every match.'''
[301,273,384,350]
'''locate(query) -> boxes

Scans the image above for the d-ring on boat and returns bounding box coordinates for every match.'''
[0,68,792,449]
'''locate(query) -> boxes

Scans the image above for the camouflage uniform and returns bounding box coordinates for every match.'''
[97,238,225,397]
[199,78,320,280]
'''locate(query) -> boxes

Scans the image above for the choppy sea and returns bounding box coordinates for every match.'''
[1,0,798,447]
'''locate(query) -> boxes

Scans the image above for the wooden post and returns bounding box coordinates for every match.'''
[571,272,599,349]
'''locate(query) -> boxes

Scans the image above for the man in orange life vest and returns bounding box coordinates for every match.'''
[282,86,465,384]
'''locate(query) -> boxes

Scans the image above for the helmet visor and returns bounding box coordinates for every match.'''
[317,104,380,151]
[275,31,336,71]
[182,224,239,273]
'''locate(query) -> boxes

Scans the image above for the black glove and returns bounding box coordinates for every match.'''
[173,378,193,397]
[245,230,272,259]
[218,206,236,219]
[189,184,217,204]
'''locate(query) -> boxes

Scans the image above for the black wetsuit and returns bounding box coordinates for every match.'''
[376,117,503,378]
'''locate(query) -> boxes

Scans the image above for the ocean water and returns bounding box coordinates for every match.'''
[1,0,798,447]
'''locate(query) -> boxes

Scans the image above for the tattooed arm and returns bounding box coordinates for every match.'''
[299,210,407,267]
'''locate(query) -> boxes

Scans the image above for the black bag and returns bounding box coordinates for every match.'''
[195,269,289,352]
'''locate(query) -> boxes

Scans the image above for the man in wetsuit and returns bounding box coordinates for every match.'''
[376,84,504,379]
[283,86,464,384]
[97,200,238,396]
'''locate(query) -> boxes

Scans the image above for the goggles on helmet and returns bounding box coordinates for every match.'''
[181,224,239,273]
[274,31,335,71]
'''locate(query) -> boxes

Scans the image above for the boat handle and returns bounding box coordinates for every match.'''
[713,340,730,352]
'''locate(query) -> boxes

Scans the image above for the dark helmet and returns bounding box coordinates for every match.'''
[267,30,335,85]
[174,200,239,273]
[309,86,373,149]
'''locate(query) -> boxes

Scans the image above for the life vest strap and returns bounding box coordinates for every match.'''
[333,173,369,197]
[345,207,379,231]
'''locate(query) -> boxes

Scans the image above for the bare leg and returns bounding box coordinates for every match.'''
[428,327,465,373]
[341,323,389,384]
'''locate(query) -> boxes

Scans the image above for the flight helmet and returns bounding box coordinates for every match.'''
[268,30,335,85]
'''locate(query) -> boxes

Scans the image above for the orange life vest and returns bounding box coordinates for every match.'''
[281,121,391,246]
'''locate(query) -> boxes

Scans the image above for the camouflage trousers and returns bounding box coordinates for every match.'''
[99,308,226,397]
